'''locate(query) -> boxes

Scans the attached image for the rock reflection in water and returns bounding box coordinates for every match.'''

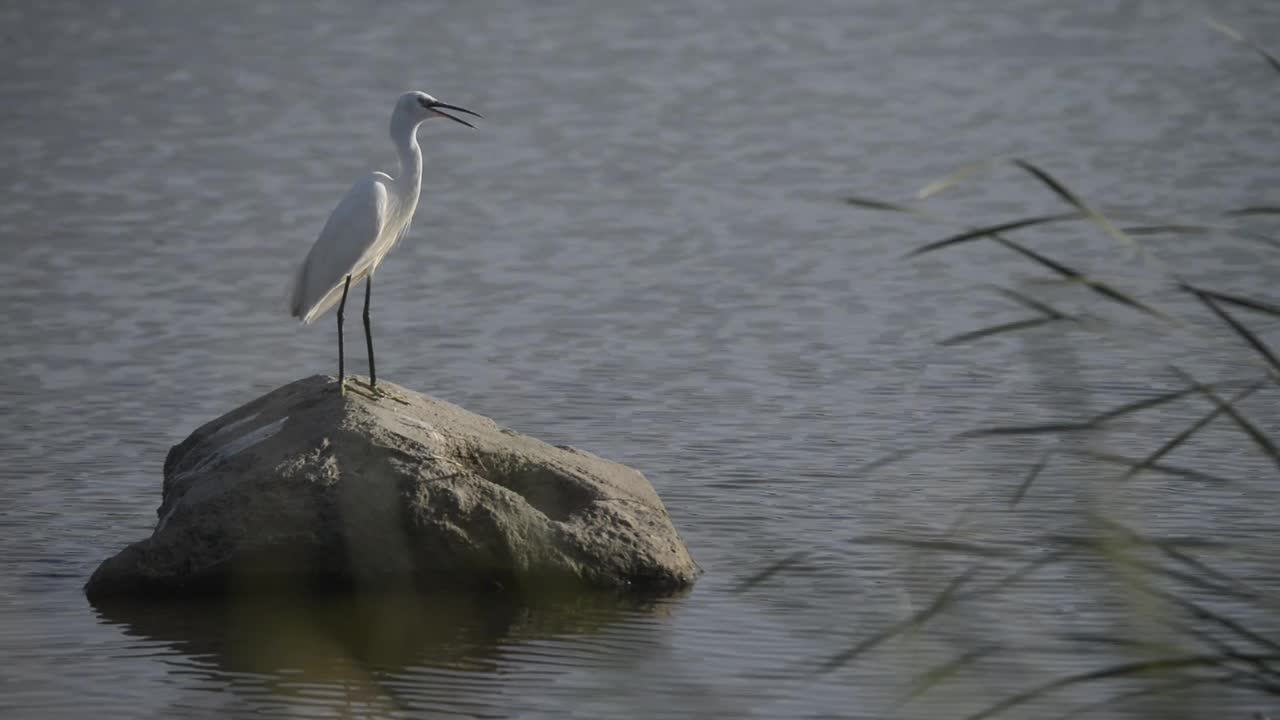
[90,587,681,715]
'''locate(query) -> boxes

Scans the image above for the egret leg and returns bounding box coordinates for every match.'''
[363,275,377,389]
[336,275,352,394]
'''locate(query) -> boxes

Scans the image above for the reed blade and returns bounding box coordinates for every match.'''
[916,155,1006,199]
[1181,285,1280,375]
[1116,553,1257,600]
[1121,223,1218,235]
[1122,223,1280,250]
[965,654,1280,720]
[1159,546,1261,600]
[1010,451,1052,506]
[1179,284,1280,319]
[992,236,1165,317]
[1169,366,1280,471]
[845,195,920,214]
[1120,382,1265,481]
[857,444,934,474]
[1011,158,1140,255]
[1224,205,1280,216]
[816,564,984,674]
[940,316,1061,346]
[954,380,1253,439]
[1054,673,1249,720]
[900,644,1003,704]
[1136,582,1280,653]
[990,285,1069,318]
[846,536,1023,559]
[731,551,809,593]
[962,422,1096,438]
[906,213,1081,257]
[1088,383,1244,424]
[1207,18,1280,75]
[1078,450,1233,484]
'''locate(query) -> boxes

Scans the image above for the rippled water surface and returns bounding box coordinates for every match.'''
[2,1,1279,718]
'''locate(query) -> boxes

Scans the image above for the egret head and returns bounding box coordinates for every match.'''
[398,91,482,128]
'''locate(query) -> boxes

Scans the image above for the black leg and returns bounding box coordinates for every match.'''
[363,274,377,388]
[336,275,352,391]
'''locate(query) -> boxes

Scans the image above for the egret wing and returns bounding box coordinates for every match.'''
[290,174,389,324]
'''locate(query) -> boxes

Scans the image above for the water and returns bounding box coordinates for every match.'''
[2,1,1279,717]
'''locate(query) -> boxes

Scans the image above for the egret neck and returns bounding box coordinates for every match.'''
[389,107,424,219]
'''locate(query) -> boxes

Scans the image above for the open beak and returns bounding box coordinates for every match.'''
[429,101,483,129]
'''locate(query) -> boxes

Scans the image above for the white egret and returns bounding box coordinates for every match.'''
[289,91,482,393]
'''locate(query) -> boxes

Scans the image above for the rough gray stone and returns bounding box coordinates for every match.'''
[85,376,698,599]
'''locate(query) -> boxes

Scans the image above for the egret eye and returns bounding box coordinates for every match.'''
[418,96,431,108]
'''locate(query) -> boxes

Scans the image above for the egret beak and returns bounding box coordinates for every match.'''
[429,101,483,129]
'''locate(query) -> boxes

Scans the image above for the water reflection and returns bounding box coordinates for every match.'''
[91,588,681,715]
[93,588,677,674]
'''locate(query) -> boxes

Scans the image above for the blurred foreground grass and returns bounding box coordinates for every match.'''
[737,19,1280,720]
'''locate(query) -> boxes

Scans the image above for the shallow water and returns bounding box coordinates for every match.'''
[2,1,1279,718]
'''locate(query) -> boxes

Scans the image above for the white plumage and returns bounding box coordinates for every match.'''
[290,173,393,324]
[288,90,481,388]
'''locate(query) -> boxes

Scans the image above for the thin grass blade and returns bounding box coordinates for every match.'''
[1055,632,1179,653]
[1121,223,1219,235]
[1011,159,1141,256]
[993,236,1166,317]
[731,551,809,593]
[857,444,935,474]
[1162,619,1280,680]
[846,536,1023,559]
[862,379,1260,474]
[1181,285,1280,375]
[954,550,1070,603]
[940,316,1062,346]
[1159,546,1261,600]
[1046,528,1223,552]
[1207,18,1280,75]
[845,196,920,214]
[962,422,1097,438]
[1011,450,1052,506]
[916,156,1005,199]
[816,564,984,674]
[1114,553,1257,600]
[906,213,1081,257]
[1224,206,1280,216]
[1137,583,1280,653]
[1122,223,1280,251]
[955,387,1203,439]
[1180,284,1280,318]
[1087,382,1248,424]
[1055,673,1248,720]
[1077,450,1233,485]
[1169,365,1280,471]
[1120,382,1265,481]
[956,380,1254,439]
[964,653,1280,720]
[1223,675,1280,694]
[990,285,1069,318]
[899,644,1003,704]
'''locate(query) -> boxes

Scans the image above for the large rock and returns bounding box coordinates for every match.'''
[85,376,697,599]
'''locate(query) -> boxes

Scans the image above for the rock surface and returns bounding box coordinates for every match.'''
[85,376,697,599]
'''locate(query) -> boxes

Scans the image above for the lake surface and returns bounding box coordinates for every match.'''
[2,1,1279,718]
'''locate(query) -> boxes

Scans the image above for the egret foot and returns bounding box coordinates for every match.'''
[349,379,407,405]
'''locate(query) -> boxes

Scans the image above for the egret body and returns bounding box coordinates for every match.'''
[289,91,481,392]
